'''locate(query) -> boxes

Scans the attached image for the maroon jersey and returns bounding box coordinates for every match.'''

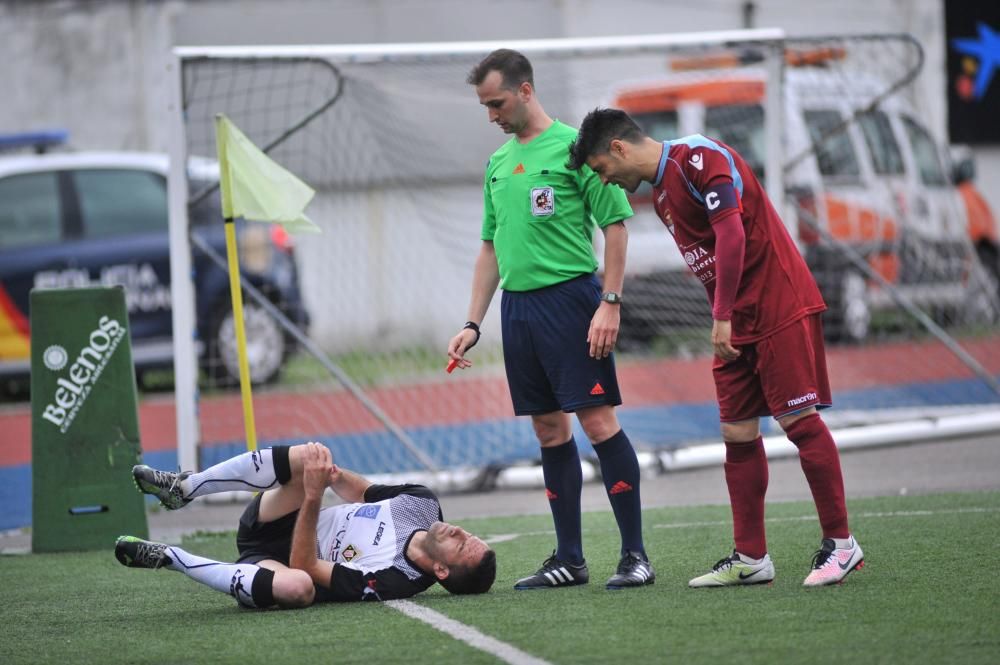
[651,135,826,344]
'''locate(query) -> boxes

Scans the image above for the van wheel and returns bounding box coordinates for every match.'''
[826,270,871,343]
[977,244,1000,303]
[960,244,1000,326]
[206,301,286,386]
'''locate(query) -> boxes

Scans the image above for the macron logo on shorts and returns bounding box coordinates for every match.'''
[787,392,818,408]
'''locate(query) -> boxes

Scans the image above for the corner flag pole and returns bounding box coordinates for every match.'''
[214,113,259,453]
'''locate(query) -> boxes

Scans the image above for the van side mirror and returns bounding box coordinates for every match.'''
[951,156,975,185]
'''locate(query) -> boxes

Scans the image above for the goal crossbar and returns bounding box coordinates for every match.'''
[174,28,786,62]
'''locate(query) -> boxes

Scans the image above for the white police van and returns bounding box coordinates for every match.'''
[0,132,310,394]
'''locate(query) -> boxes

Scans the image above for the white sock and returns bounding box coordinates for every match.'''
[181,449,279,498]
[165,545,272,608]
[832,535,854,549]
[736,552,766,565]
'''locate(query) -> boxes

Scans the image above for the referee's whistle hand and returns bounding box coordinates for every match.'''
[446,329,476,370]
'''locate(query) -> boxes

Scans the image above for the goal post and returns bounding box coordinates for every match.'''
[167,30,1000,481]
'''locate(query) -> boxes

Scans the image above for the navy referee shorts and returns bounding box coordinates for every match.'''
[501,272,622,416]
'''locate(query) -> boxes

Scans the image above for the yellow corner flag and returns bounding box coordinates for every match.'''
[216,114,321,234]
[212,113,321,454]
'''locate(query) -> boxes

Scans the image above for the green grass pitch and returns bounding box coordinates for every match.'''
[4,491,999,664]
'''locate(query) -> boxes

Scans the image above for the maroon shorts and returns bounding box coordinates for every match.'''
[713,314,832,422]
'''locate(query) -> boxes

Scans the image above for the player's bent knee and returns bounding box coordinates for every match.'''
[776,407,817,432]
[286,444,307,466]
[721,419,759,443]
[281,445,310,485]
[272,569,315,608]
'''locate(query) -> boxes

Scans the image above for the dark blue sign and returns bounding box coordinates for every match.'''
[947,3,1000,143]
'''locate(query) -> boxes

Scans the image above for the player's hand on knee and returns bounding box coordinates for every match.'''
[302,442,332,500]
[327,463,343,487]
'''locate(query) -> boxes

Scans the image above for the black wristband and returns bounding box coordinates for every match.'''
[463,321,481,349]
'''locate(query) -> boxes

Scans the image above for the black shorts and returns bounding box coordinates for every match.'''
[235,494,299,565]
[500,273,622,415]
[236,494,340,602]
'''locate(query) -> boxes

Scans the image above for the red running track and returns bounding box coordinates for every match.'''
[3,335,998,466]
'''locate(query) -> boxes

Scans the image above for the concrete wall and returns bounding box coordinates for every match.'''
[1,0,178,151]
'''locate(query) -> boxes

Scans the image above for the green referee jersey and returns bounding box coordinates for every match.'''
[481,120,633,292]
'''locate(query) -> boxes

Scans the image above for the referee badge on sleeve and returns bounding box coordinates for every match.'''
[531,186,555,216]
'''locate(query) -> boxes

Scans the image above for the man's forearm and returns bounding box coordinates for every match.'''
[601,221,628,294]
[289,495,322,580]
[710,210,746,320]
[329,468,372,504]
[466,242,500,324]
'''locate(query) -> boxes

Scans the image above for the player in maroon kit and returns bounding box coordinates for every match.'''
[567,108,864,587]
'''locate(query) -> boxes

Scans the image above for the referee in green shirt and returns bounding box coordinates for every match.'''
[447,49,654,590]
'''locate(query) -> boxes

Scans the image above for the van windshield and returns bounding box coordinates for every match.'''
[858,110,905,176]
[631,110,679,143]
[188,178,223,226]
[633,105,766,186]
[901,116,947,186]
[804,109,862,180]
[705,104,765,184]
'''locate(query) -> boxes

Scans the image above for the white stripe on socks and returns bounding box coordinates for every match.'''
[181,449,279,498]
[166,545,264,608]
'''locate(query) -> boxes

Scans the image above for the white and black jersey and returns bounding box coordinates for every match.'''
[313,484,442,602]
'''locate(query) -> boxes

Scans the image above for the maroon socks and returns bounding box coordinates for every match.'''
[785,413,850,539]
[724,437,769,559]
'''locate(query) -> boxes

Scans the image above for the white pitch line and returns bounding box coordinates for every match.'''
[396,505,997,663]
[651,505,1000,531]
[387,600,554,665]
[483,506,1000,543]
[485,529,553,544]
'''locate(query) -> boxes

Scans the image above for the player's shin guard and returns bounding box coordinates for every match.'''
[165,546,275,608]
[724,437,769,560]
[595,429,645,557]
[785,413,850,539]
[541,438,584,566]
[181,446,292,499]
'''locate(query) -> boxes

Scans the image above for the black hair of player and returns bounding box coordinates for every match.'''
[438,549,497,595]
[567,107,646,171]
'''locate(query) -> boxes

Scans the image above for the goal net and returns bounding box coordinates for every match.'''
[168,31,1000,480]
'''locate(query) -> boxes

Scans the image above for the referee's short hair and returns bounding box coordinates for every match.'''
[439,549,497,595]
[467,49,534,91]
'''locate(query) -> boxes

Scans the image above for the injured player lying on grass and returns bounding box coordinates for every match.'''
[115,442,496,608]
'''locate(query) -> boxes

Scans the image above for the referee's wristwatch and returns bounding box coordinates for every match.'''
[601,291,622,305]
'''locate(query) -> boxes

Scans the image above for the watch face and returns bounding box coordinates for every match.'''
[603,292,620,303]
